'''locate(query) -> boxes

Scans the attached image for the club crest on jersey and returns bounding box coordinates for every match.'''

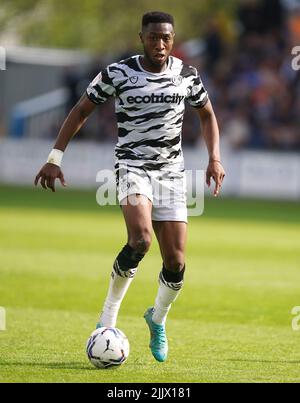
[172,76,182,86]
[129,76,138,84]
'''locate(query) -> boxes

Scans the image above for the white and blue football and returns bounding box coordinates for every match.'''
[86,327,130,369]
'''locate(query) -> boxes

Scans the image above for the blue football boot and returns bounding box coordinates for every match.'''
[144,307,168,362]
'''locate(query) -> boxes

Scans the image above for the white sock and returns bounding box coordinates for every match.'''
[99,260,137,327]
[152,272,183,325]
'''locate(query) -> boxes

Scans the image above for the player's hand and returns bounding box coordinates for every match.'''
[206,161,225,197]
[34,163,67,192]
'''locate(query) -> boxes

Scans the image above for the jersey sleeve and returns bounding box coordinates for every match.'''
[86,67,116,104]
[186,71,209,108]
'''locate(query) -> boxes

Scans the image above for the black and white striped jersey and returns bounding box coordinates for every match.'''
[86,55,208,171]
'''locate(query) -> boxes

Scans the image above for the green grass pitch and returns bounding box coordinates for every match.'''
[0,185,300,383]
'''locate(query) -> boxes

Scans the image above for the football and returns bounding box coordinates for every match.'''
[86,327,130,369]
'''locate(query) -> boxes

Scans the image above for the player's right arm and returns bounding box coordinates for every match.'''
[34,94,97,192]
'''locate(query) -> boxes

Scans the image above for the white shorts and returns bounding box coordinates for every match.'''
[116,164,188,223]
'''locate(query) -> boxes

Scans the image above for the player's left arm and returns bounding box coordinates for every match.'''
[196,99,225,197]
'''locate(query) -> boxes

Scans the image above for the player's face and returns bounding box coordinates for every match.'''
[140,23,175,69]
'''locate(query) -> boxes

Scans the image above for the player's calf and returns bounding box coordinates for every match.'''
[99,243,146,327]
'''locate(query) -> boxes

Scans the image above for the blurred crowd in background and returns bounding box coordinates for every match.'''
[62,0,300,150]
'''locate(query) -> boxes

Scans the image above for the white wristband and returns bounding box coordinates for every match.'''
[47,149,64,167]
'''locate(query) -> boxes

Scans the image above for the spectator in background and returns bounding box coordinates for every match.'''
[237,0,264,35]
[203,18,225,74]
[222,104,251,149]
[261,0,285,33]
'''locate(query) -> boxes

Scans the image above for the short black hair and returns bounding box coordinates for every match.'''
[142,11,174,28]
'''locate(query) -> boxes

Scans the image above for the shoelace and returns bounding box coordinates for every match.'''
[152,324,167,347]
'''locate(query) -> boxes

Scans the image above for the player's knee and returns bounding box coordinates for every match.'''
[164,253,185,273]
[129,230,152,255]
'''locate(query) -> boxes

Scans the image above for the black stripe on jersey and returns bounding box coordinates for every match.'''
[102,69,114,86]
[115,149,160,161]
[140,124,165,133]
[146,77,171,84]
[109,66,128,77]
[158,135,181,148]
[114,79,129,93]
[180,64,197,78]
[121,106,142,112]
[115,160,168,171]
[116,108,173,124]
[189,87,207,103]
[191,94,209,108]
[192,76,201,86]
[115,150,140,160]
[121,57,143,72]
[117,84,146,96]
[121,134,181,149]
[142,161,168,171]
[94,84,111,100]
[168,149,181,160]
[174,114,184,126]
[118,127,134,137]
[85,90,104,105]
